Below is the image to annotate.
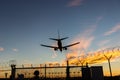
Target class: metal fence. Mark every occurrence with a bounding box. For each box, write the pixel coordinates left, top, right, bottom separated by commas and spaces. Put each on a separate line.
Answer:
15, 65, 82, 80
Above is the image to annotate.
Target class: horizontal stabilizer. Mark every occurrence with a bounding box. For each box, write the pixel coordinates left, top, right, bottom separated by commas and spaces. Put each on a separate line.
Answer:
60, 37, 69, 40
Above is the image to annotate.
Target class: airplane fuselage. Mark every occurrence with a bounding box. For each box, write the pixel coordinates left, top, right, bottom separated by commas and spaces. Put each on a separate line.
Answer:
58, 39, 62, 51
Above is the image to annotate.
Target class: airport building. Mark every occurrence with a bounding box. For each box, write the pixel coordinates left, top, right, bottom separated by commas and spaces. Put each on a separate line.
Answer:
91, 66, 104, 80
82, 67, 92, 80
82, 66, 104, 80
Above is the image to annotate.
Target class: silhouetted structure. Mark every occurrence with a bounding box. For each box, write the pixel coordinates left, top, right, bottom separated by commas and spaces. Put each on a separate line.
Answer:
91, 66, 104, 80
10, 65, 16, 80
5, 73, 8, 80
17, 74, 24, 80
82, 66, 104, 80
104, 54, 112, 79
82, 67, 91, 80
66, 60, 70, 80
9, 63, 108, 80
33, 70, 40, 80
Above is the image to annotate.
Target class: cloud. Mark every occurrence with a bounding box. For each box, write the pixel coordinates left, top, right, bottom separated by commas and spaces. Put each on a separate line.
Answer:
65, 27, 95, 60
96, 16, 103, 24
20, 60, 33, 67
98, 40, 110, 47
64, 17, 103, 64
66, 35, 94, 60
104, 24, 120, 36
45, 62, 60, 67
71, 27, 95, 51
0, 47, 4, 52
68, 47, 120, 66
66, 51, 78, 59
67, 0, 84, 7
12, 48, 18, 52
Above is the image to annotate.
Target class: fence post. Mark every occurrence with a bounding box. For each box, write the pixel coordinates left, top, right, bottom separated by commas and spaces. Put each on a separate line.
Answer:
66, 60, 70, 80
5, 73, 8, 80
45, 64, 46, 79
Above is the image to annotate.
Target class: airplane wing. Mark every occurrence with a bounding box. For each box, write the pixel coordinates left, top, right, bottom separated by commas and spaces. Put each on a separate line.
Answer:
49, 38, 58, 41
63, 42, 80, 48
41, 44, 58, 48
49, 37, 68, 41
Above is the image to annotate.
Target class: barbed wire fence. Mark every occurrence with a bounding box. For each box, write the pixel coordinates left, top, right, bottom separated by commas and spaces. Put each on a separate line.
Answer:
0, 46, 120, 79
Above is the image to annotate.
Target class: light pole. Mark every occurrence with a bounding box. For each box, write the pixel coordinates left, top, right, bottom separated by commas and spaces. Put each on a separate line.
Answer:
103, 49, 112, 78
9, 60, 16, 80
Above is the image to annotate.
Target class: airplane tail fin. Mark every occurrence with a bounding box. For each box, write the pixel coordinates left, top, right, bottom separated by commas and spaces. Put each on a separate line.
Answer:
49, 30, 60, 41
58, 30, 68, 40
58, 30, 60, 39
49, 30, 68, 41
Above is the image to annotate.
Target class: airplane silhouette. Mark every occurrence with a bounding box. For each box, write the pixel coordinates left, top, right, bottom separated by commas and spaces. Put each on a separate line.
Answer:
41, 32, 80, 52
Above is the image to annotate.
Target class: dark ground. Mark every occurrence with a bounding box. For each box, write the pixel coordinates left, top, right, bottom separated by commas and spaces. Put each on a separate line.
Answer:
0, 76, 120, 80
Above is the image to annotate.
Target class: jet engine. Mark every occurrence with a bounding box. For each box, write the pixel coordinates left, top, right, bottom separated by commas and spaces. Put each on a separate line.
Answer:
54, 48, 58, 51
63, 47, 67, 50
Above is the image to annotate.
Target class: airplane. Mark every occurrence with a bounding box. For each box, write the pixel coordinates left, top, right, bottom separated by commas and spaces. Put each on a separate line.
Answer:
40, 32, 80, 52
